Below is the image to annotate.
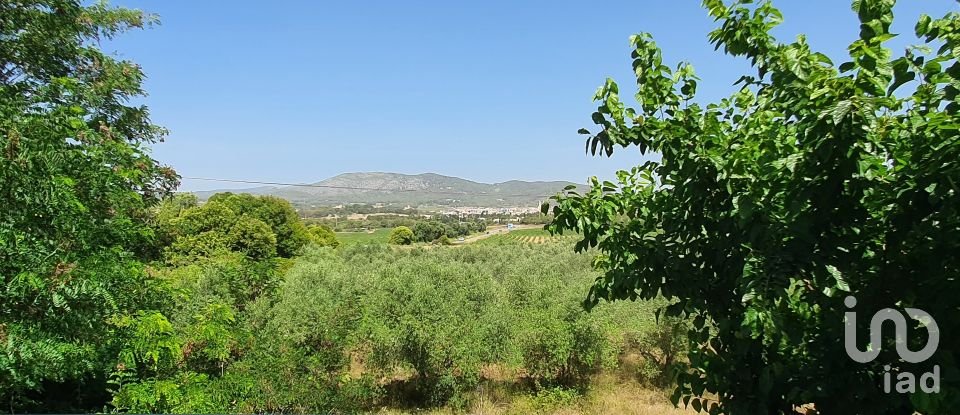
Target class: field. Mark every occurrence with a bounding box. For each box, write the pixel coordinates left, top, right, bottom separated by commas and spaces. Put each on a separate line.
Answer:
134, 228, 690, 413
475, 228, 579, 245
252, 235, 686, 414
336, 228, 393, 244
335, 225, 554, 246
377, 376, 693, 415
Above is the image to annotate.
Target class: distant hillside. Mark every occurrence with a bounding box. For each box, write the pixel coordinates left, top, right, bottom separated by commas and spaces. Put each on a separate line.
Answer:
192, 172, 584, 207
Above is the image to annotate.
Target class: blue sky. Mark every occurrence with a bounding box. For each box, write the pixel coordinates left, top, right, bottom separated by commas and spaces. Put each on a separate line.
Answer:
106, 1, 958, 191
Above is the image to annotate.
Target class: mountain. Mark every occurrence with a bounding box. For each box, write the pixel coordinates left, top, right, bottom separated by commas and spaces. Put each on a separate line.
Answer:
192, 172, 584, 207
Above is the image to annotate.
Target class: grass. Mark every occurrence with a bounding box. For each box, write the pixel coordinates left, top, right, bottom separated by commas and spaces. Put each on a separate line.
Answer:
336, 228, 393, 245
374, 375, 694, 415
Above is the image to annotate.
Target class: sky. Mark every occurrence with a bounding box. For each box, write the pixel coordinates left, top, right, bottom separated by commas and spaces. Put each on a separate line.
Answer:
105, 0, 958, 191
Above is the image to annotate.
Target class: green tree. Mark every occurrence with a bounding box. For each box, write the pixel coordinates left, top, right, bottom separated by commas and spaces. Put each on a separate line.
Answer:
162, 193, 315, 262
413, 221, 447, 243
307, 224, 341, 248
209, 193, 309, 257
228, 216, 278, 260
547, 1, 959, 413
0, 1, 177, 409
388, 226, 414, 245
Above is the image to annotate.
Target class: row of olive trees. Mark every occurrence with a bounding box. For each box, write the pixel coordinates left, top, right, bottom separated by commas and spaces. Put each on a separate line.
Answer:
109, 240, 679, 413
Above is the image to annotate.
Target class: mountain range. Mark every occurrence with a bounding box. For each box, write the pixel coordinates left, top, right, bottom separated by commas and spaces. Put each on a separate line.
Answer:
192, 172, 584, 207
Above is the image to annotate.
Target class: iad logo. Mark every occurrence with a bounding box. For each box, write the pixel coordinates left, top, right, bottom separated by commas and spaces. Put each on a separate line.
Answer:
844, 295, 940, 393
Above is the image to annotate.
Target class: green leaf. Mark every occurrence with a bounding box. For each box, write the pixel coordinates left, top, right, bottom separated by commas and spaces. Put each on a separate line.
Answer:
826, 265, 850, 292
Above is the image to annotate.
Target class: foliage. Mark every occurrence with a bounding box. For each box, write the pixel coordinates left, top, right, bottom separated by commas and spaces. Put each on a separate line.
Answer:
306, 223, 340, 248
160, 193, 312, 263
0, 0, 177, 409
547, 0, 960, 413
108, 309, 227, 414
228, 216, 277, 260
148, 240, 663, 412
629, 317, 689, 388
413, 221, 448, 243
207, 193, 309, 257
105, 192, 321, 413
336, 228, 394, 245
412, 219, 485, 243
388, 225, 415, 245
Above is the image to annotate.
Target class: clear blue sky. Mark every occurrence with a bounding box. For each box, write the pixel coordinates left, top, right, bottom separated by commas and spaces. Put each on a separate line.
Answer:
106, 0, 957, 191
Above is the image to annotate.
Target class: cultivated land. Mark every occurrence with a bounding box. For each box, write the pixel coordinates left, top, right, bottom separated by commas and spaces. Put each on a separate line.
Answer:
336, 227, 394, 245
280, 232, 688, 414
336, 224, 559, 247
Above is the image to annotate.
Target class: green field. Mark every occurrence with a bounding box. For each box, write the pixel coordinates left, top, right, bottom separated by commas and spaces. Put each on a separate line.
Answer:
477, 227, 579, 245
335, 228, 392, 244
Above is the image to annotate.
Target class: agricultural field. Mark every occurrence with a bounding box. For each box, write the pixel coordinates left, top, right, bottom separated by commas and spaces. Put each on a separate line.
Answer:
476, 228, 579, 245
336, 228, 394, 245
93, 194, 688, 414
217, 242, 686, 414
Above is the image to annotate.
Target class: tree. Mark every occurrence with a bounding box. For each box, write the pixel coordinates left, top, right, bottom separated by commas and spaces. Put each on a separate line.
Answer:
209, 193, 309, 257
162, 193, 315, 262
413, 221, 446, 243
228, 216, 278, 260
0, 1, 178, 409
307, 224, 341, 248
546, 1, 959, 413
388, 226, 414, 245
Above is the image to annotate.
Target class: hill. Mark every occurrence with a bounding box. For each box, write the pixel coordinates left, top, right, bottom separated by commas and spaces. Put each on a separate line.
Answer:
192, 172, 583, 207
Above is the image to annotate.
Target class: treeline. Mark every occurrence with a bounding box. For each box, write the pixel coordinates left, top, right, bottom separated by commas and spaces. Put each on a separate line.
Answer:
309, 211, 547, 233
298, 203, 418, 218
308, 214, 418, 232
410, 217, 486, 243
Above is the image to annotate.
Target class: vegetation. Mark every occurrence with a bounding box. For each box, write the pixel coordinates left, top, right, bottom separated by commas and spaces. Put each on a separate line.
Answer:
6, 0, 957, 414
388, 226, 415, 245
317, 212, 538, 233
477, 228, 579, 246
306, 224, 340, 248
548, 0, 960, 413
336, 228, 395, 245
112, 228, 677, 413
0, 1, 177, 410
412, 218, 486, 243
